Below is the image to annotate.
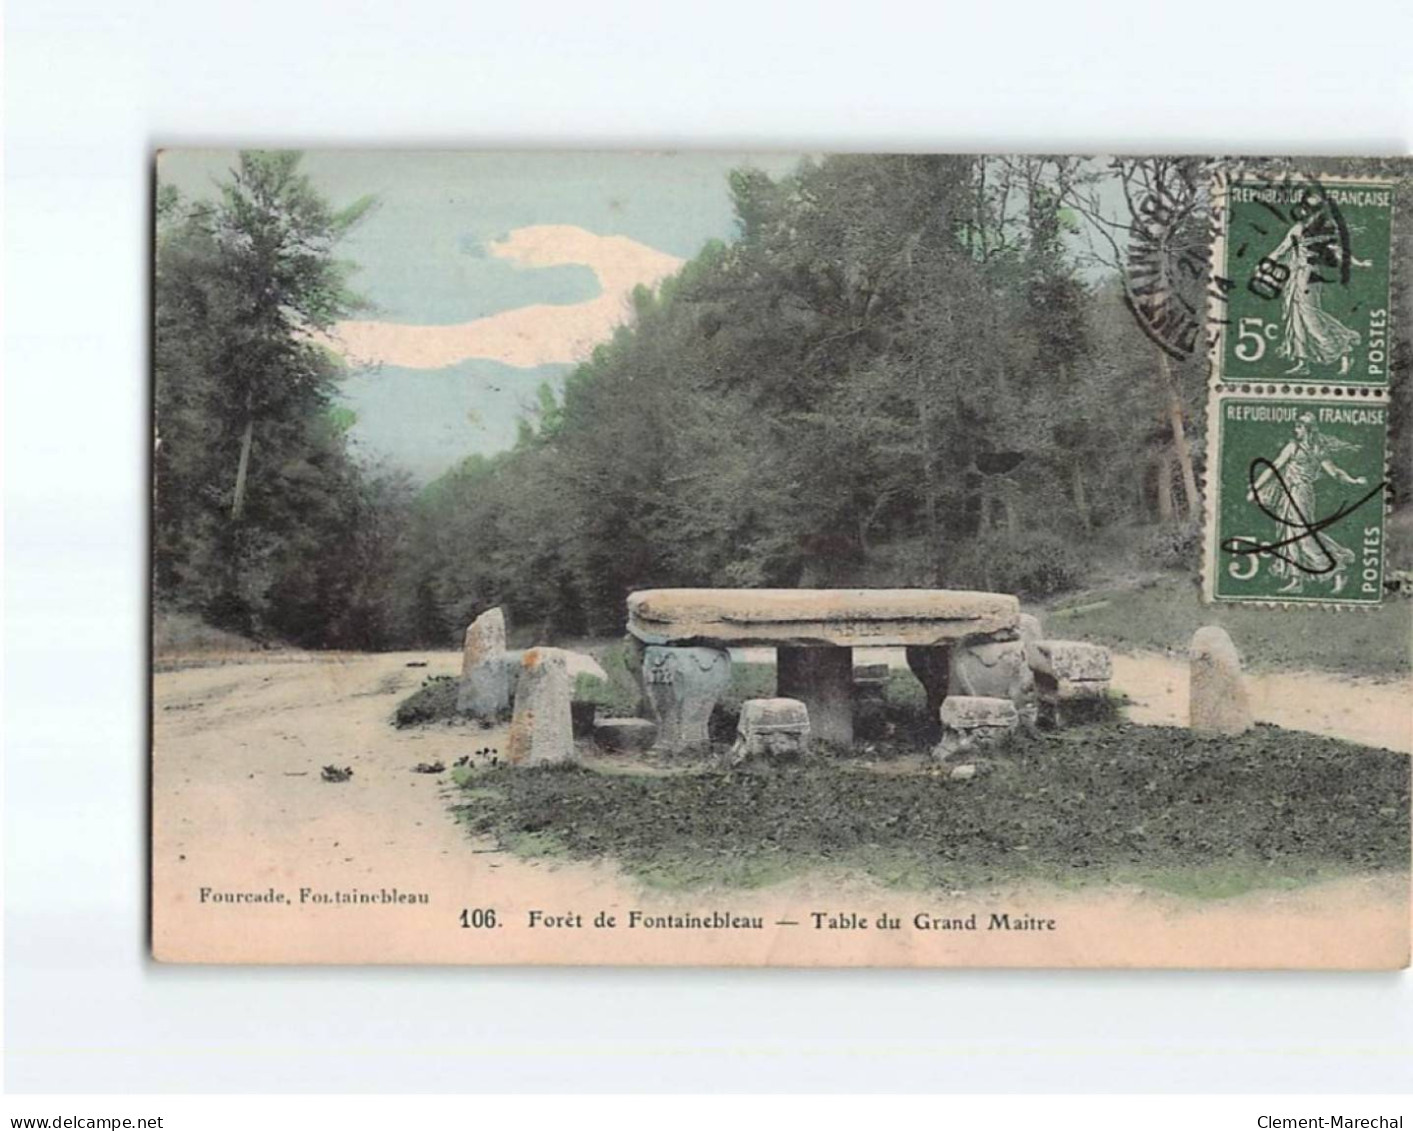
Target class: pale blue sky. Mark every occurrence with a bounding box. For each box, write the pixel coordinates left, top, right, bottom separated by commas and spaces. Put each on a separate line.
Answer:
159, 150, 802, 479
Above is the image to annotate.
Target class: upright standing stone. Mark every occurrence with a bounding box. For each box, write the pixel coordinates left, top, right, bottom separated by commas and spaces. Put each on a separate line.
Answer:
461, 606, 506, 671
457, 607, 514, 719
778, 646, 853, 748
642, 645, 733, 755
1189, 626, 1253, 736
506, 649, 574, 765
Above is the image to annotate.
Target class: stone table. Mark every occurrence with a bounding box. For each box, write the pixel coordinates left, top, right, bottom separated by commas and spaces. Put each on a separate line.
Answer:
626, 588, 1019, 751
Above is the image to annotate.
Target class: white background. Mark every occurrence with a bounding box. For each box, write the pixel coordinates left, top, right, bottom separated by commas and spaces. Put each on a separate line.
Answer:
5, 0, 1413, 1095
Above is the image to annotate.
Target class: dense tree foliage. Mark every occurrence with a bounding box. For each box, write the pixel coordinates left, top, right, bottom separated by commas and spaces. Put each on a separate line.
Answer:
154, 152, 413, 648
157, 153, 1410, 651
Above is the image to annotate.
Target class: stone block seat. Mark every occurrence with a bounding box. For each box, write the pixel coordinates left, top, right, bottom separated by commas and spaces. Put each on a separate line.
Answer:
1030, 639, 1113, 728
732, 697, 811, 764
626, 588, 1019, 752
936, 695, 1020, 760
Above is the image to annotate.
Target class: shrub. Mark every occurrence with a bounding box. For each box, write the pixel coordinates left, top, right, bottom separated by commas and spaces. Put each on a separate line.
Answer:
585, 642, 647, 718
1137, 520, 1203, 572
948, 531, 1084, 599
392, 675, 459, 728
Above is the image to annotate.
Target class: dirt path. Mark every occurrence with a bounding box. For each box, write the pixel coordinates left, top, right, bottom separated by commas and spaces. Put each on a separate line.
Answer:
152, 651, 1409, 967
153, 651, 638, 963
1112, 651, 1412, 754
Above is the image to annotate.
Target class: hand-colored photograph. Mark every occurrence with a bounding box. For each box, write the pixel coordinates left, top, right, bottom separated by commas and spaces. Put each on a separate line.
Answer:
151, 152, 1412, 967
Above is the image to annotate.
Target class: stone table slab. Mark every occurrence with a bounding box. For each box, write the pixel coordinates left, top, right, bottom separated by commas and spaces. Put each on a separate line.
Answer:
627, 588, 1019, 648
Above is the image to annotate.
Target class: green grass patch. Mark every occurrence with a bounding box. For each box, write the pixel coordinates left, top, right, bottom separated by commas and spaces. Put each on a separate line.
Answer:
451, 722, 1410, 896
451, 772, 506, 802
1048, 574, 1412, 676
620, 850, 801, 891
577, 643, 642, 717
502, 829, 572, 859
1105, 859, 1354, 900
392, 675, 460, 728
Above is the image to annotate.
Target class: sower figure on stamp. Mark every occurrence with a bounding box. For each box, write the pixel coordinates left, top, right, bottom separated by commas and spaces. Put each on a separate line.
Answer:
1265, 217, 1372, 377
1246, 412, 1367, 595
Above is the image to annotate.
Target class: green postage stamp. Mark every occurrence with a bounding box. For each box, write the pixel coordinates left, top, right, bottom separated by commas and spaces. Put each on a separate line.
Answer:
1206, 395, 1388, 604
1205, 172, 1395, 606
1214, 176, 1394, 386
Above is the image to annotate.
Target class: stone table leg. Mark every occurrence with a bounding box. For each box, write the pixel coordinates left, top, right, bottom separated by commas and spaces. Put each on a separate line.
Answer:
906, 645, 952, 739
777, 645, 853, 749
642, 645, 732, 755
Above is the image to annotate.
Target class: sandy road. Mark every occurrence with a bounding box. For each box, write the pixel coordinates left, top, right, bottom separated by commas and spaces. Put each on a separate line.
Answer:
151, 650, 1409, 967
1113, 652, 1412, 754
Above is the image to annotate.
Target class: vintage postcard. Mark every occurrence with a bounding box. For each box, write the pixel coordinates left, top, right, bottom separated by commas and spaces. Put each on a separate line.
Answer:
151, 152, 1411, 967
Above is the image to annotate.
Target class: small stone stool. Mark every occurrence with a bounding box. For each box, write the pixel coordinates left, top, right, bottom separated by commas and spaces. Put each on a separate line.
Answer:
935, 695, 1019, 761
593, 717, 658, 753
731, 698, 810, 764
1030, 640, 1112, 728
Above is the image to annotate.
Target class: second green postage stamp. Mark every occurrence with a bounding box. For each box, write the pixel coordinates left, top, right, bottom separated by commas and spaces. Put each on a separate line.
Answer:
1206, 395, 1388, 604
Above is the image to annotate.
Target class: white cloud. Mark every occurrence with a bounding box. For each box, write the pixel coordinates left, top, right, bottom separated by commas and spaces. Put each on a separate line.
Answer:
320, 224, 683, 370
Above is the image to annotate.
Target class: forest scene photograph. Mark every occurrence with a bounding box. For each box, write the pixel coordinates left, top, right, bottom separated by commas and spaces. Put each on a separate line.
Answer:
150, 150, 1412, 967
